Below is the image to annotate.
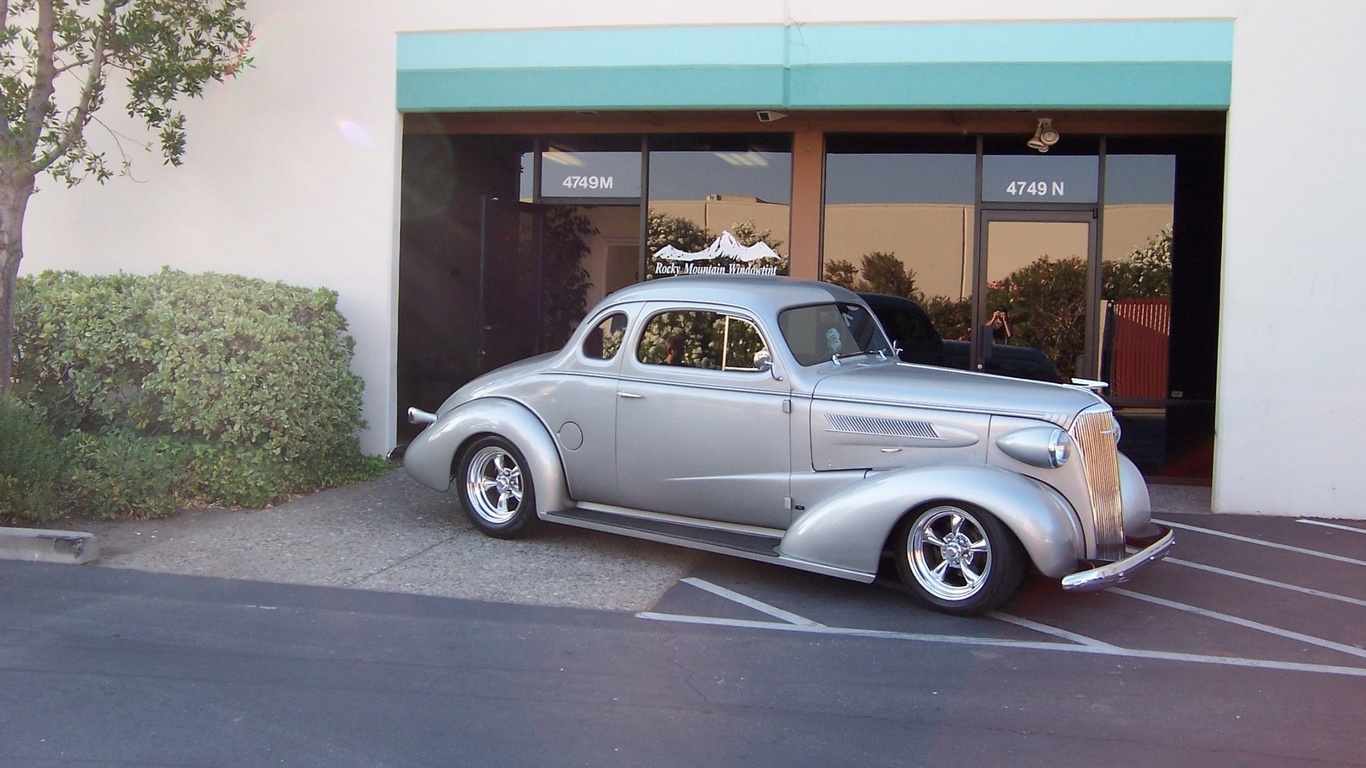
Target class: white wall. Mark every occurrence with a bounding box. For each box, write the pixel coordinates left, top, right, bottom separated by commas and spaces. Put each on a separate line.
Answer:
21, 1, 1366, 517
23, 2, 405, 455
1215, 4, 1366, 517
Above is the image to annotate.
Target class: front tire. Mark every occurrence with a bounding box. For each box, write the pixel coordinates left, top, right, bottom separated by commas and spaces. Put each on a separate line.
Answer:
893, 503, 1025, 615
456, 435, 538, 539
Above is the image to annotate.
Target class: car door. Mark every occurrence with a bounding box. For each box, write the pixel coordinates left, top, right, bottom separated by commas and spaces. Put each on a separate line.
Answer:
540, 309, 633, 505
614, 304, 793, 530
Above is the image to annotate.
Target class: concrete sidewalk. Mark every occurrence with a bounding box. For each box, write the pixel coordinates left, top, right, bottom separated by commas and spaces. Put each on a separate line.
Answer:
3, 469, 1213, 612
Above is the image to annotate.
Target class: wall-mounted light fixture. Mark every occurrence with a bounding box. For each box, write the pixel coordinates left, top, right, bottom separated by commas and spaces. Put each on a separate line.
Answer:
1027, 118, 1060, 153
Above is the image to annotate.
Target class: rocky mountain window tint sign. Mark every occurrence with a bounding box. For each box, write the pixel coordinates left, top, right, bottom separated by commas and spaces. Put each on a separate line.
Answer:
651, 232, 783, 277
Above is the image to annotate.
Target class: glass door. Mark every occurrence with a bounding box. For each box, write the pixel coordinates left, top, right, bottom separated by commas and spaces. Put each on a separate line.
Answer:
974, 211, 1098, 381
478, 197, 545, 373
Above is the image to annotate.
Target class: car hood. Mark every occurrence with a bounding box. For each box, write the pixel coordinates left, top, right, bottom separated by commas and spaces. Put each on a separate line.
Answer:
811, 361, 1101, 427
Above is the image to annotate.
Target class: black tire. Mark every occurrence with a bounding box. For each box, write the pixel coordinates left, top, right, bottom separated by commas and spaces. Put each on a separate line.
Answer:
455, 435, 538, 539
893, 503, 1026, 616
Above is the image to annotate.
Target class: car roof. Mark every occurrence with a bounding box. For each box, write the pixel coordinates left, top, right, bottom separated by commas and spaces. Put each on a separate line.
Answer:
602, 276, 861, 316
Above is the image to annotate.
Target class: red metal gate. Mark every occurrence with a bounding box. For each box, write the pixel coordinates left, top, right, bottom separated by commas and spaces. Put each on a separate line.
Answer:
1108, 298, 1170, 400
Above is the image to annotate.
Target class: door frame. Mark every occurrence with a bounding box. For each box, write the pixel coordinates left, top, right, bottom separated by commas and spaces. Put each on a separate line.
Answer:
972, 207, 1099, 377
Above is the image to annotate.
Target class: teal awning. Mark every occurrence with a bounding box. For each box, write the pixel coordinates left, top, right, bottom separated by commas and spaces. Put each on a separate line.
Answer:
397, 20, 1232, 112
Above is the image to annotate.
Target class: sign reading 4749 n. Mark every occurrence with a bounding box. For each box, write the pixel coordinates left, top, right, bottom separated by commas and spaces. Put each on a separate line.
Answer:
982, 155, 1099, 204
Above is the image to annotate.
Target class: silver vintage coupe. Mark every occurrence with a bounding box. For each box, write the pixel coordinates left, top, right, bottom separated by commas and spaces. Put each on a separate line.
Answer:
404, 276, 1173, 615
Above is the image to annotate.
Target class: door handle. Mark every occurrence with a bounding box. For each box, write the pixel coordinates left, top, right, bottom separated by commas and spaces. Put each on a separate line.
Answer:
618, 392, 643, 399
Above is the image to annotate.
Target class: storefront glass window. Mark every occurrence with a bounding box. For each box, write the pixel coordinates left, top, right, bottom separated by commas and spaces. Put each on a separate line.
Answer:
645, 134, 792, 279
1100, 153, 1177, 473
823, 135, 978, 343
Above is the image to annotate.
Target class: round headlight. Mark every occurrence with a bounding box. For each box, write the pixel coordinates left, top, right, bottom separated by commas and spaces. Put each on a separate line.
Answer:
1048, 429, 1073, 468
996, 426, 1073, 469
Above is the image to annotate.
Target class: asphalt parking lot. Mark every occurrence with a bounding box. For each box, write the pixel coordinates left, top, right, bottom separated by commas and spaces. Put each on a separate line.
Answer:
21, 469, 1366, 680
648, 513, 1366, 681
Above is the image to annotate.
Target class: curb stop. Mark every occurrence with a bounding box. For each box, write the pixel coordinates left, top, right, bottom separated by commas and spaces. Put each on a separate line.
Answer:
0, 529, 100, 565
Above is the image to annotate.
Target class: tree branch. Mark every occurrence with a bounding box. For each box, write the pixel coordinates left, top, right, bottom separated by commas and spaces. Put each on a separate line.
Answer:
33, 0, 117, 175
23, 0, 59, 159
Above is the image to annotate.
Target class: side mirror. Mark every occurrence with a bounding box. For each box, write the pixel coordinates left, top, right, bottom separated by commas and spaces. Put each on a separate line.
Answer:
754, 350, 783, 381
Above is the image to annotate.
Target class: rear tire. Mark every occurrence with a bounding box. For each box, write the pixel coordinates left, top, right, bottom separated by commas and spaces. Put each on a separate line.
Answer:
893, 503, 1025, 615
456, 435, 538, 539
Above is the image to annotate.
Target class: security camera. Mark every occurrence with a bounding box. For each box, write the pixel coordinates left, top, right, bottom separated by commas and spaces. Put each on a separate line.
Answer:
756, 110, 788, 123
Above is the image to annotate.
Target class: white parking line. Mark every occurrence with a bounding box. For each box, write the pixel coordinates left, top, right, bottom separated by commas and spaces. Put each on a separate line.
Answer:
681, 577, 826, 628
987, 611, 1117, 649
1112, 588, 1366, 660
635, 610, 1366, 679
1157, 519, 1366, 567
1165, 556, 1366, 608
1298, 519, 1366, 535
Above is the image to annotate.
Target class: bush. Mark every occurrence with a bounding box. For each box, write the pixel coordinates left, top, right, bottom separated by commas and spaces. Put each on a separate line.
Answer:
61, 430, 189, 519
0, 397, 66, 522
13, 268, 386, 517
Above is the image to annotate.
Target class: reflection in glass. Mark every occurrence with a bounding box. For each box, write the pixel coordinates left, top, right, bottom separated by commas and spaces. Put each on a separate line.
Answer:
823, 139, 977, 349
1100, 154, 1176, 474
582, 313, 627, 361
778, 303, 891, 367
646, 135, 792, 279
1101, 155, 1175, 398
638, 311, 768, 372
981, 220, 1091, 381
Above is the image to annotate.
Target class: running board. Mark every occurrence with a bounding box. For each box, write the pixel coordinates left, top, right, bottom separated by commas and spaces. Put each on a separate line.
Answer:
545, 507, 782, 558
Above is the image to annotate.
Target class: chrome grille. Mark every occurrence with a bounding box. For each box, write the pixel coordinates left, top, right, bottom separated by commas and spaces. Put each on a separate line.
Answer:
1070, 407, 1126, 561
826, 414, 939, 439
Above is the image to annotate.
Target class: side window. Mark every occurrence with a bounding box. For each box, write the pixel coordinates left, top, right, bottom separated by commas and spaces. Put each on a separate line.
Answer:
581, 312, 627, 360
637, 310, 768, 371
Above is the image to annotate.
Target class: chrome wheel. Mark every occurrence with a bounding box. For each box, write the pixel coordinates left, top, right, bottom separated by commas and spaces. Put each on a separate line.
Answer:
465, 445, 524, 524
908, 505, 992, 601
895, 503, 1025, 615
456, 436, 538, 538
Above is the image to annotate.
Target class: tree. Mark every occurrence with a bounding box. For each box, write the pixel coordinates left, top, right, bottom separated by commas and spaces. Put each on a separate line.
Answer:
539, 206, 595, 350
0, 0, 254, 393
646, 209, 710, 255
858, 251, 919, 299
1104, 225, 1172, 300
823, 258, 858, 289
821, 251, 920, 299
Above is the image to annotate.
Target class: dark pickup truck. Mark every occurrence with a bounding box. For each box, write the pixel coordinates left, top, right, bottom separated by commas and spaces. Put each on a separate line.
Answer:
860, 293, 1062, 383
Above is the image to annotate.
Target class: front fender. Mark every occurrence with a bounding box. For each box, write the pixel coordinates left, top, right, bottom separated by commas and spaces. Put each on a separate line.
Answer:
1119, 451, 1153, 536
402, 398, 572, 514
780, 465, 1084, 580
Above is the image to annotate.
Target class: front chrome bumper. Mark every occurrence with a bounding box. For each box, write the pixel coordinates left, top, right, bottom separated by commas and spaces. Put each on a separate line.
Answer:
1060, 525, 1175, 592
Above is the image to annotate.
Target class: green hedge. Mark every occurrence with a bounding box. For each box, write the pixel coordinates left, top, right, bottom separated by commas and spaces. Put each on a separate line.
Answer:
0, 396, 65, 521
8, 269, 387, 518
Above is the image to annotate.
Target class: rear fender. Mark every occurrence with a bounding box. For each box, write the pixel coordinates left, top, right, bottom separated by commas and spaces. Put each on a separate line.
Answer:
781, 465, 1084, 580
402, 398, 572, 514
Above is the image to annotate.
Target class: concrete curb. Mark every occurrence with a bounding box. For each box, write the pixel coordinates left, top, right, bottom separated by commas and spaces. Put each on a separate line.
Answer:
0, 528, 100, 565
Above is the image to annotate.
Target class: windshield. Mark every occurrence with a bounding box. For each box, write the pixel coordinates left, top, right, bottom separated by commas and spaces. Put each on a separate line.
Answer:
778, 302, 893, 366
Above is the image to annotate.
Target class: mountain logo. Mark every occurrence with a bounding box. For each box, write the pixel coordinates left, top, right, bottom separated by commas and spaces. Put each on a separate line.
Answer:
651, 231, 781, 276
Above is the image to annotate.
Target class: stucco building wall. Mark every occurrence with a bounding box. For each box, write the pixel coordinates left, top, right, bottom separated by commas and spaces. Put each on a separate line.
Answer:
18, 0, 1366, 517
